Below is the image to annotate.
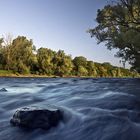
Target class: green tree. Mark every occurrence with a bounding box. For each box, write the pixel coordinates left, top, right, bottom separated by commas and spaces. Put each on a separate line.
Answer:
78, 66, 88, 76
37, 48, 55, 75
0, 34, 13, 70
53, 50, 73, 76
0, 38, 4, 69
88, 0, 140, 72
102, 62, 114, 77
87, 61, 96, 76
9, 36, 36, 74
73, 56, 88, 76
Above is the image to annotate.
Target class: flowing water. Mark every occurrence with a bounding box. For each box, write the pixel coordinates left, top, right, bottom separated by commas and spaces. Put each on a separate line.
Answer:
0, 78, 140, 140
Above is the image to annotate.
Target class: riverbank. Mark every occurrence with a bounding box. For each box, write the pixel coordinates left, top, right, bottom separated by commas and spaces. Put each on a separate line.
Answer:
0, 74, 139, 78
0, 73, 58, 78
0, 70, 139, 78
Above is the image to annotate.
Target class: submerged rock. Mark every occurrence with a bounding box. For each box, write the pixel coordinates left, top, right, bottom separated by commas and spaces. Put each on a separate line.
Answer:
10, 106, 63, 130
0, 88, 7, 92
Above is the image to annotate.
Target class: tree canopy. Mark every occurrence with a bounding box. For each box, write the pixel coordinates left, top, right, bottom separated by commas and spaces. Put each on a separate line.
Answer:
88, 0, 140, 72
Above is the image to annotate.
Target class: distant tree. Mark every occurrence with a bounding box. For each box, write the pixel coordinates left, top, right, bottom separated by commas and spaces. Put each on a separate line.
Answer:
78, 66, 88, 76
116, 68, 122, 77
111, 69, 117, 77
9, 36, 36, 74
94, 62, 101, 76
73, 56, 87, 68
73, 56, 88, 76
0, 38, 4, 69
53, 50, 73, 76
37, 48, 55, 75
102, 62, 114, 76
0, 34, 13, 70
86, 61, 96, 76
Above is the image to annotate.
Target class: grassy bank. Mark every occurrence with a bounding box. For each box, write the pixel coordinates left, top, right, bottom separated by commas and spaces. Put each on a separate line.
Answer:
0, 70, 139, 78
0, 70, 53, 78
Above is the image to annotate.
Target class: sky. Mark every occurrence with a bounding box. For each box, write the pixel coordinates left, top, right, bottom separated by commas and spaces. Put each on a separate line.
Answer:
0, 0, 127, 67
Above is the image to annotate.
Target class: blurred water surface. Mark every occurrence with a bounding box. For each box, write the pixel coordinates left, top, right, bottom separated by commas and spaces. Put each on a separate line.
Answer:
0, 78, 140, 140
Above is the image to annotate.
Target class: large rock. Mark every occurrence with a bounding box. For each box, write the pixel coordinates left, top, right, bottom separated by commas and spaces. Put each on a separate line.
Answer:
10, 106, 63, 130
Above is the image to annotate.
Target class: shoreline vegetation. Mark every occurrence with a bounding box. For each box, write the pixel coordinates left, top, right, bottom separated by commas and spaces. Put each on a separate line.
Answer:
0, 70, 139, 78
0, 35, 139, 78
0, 66, 139, 78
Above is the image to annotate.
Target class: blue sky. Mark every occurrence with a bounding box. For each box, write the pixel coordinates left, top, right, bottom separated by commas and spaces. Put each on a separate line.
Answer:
0, 0, 126, 67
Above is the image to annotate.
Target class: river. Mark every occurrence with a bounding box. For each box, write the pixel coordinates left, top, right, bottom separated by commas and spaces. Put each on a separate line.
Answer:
0, 78, 140, 140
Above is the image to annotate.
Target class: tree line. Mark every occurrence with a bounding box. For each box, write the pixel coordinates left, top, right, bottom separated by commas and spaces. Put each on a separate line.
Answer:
0, 35, 139, 77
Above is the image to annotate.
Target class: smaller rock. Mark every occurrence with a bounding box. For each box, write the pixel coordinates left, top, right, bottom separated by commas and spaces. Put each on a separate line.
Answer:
0, 88, 7, 92
10, 106, 63, 130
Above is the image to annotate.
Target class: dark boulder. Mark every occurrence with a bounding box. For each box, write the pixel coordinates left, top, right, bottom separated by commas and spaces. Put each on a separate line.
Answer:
0, 88, 7, 92
10, 106, 63, 130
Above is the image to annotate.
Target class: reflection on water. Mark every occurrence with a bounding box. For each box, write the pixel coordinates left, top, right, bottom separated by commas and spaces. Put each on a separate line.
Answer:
0, 78, 140, 140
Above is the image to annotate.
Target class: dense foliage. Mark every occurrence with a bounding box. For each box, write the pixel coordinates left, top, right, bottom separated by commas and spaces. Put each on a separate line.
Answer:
0, 35, 139, 77
88, 0, 140, 72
